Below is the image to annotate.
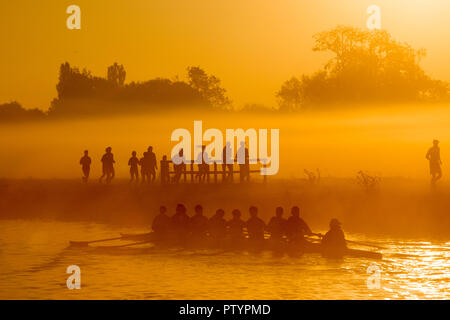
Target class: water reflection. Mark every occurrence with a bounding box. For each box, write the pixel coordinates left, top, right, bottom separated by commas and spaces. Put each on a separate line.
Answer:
0, 219, 448, 299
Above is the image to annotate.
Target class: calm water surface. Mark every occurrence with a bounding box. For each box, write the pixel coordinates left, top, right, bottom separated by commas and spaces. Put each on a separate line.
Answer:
0, 219, 448, 299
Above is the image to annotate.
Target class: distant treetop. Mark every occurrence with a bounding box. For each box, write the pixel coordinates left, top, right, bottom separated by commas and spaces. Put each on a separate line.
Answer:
277, 25, 449, 111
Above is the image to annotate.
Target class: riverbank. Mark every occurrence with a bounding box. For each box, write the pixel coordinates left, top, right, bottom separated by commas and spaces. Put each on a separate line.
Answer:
0, 178, 448, 239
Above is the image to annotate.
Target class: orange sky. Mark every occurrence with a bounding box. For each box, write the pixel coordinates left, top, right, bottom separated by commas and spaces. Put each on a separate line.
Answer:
1, 0, 450, 109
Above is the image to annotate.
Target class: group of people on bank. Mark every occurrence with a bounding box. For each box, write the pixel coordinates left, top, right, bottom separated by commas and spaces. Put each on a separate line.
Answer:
79, 142, 253, 184
149, 204, 347, 255
79, 147, 158, 184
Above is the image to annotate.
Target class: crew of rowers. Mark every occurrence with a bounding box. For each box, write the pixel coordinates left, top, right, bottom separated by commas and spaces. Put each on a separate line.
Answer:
151, 204, 347, 254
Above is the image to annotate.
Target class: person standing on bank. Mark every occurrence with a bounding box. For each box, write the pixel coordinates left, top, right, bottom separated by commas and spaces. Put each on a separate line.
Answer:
147, 146, 158, 183
128, 151, 140, 183
426, 139, 442, 186
99, 147, 115, 184
79, 150, 91, 183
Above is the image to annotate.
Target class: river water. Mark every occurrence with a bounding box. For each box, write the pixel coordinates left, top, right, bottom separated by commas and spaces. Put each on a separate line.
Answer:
0, 219, 448, 300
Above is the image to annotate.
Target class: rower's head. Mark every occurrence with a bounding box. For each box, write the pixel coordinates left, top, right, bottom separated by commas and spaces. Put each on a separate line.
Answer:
249, 206, 258, 217
176, 203, 186, 215
84, 150, 88, 156
232, 209, 241, 219
291, 206, 300, 217
132, 151, 137, 157
106, 146, 112, 153
216, 209, 225, 218
275, 207, 283, 218
194, 204, 203, 215
433, 139, 439, 146
159, 206, 167, 214
148, 146, 153, 152
330, 218, 341, 229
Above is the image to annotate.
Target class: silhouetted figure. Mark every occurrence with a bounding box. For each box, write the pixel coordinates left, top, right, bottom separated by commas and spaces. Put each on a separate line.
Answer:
161, 155, 170, 185
227, 209, 246, 248
128, 151, 140, 183
170, 204, 190, 244
140, 152, 149, 183
426, 140, 442, 186
222, 142, 233, 182
321, 219, 347, 259
236, 142, 250, 183
79, 150, 91, 183
286, 206, 313, 244
172, 149, 185, 183
99, 147, 115, 184
209, 209, 227, 246
152, 206, 172, 241
147, 146, 158, 183
245, 206, 266, 247
196, 145, 210, 183
189, 205, 209, 246
267, 207, 287, 241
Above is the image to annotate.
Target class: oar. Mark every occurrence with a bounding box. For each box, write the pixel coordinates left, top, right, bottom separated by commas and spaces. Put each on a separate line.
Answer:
346, 240, 387, 250
97, 240, 154, 249
308, 234, 387, 249
69, 236, 124, 247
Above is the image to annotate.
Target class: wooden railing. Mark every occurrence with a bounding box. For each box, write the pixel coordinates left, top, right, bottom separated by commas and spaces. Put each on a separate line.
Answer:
160, 157, 268, 184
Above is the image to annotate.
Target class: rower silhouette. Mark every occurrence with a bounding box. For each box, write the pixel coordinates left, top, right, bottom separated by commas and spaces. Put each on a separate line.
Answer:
99, 147, 115, 184
227, 209, 246, 249
267, 207, 287, 241
171, 204, 190, 244
426, 139, 442, 186
79, 150, 91, 183
286, 206, 313, 245
321, 219, 347, 259
152, 206, 171, 242
209, 209, 227, 246
128, 151, 140, 183
190, 205, 209, 246
245, 206, 266, 249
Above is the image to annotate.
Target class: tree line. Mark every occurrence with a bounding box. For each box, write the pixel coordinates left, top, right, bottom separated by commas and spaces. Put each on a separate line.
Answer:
1, 26, 449, 122
0, 64, 231, 122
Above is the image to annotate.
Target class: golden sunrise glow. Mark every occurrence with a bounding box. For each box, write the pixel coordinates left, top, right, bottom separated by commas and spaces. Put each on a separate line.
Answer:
1, 0, 450, 109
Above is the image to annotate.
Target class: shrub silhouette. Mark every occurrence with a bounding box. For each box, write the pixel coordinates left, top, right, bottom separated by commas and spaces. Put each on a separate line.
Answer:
0, 102, 45, 123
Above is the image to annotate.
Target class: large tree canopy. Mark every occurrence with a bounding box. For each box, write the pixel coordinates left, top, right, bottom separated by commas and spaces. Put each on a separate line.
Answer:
277, 26, 449, 111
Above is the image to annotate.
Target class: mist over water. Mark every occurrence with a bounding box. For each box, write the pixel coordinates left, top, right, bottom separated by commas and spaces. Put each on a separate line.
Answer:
1, 105, 450, 300
1, 103, 450, 180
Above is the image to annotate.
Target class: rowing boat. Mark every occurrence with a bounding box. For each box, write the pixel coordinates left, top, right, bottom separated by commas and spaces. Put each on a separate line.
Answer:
73, 232, 383, 260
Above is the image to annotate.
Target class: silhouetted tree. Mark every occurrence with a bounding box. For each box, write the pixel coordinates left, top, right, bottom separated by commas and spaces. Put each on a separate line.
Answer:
46, 62, 212, 117
107, 63, 126, 87
276, 77, 303, 112
278, 26, 449, 110
187, 66, 231, 109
